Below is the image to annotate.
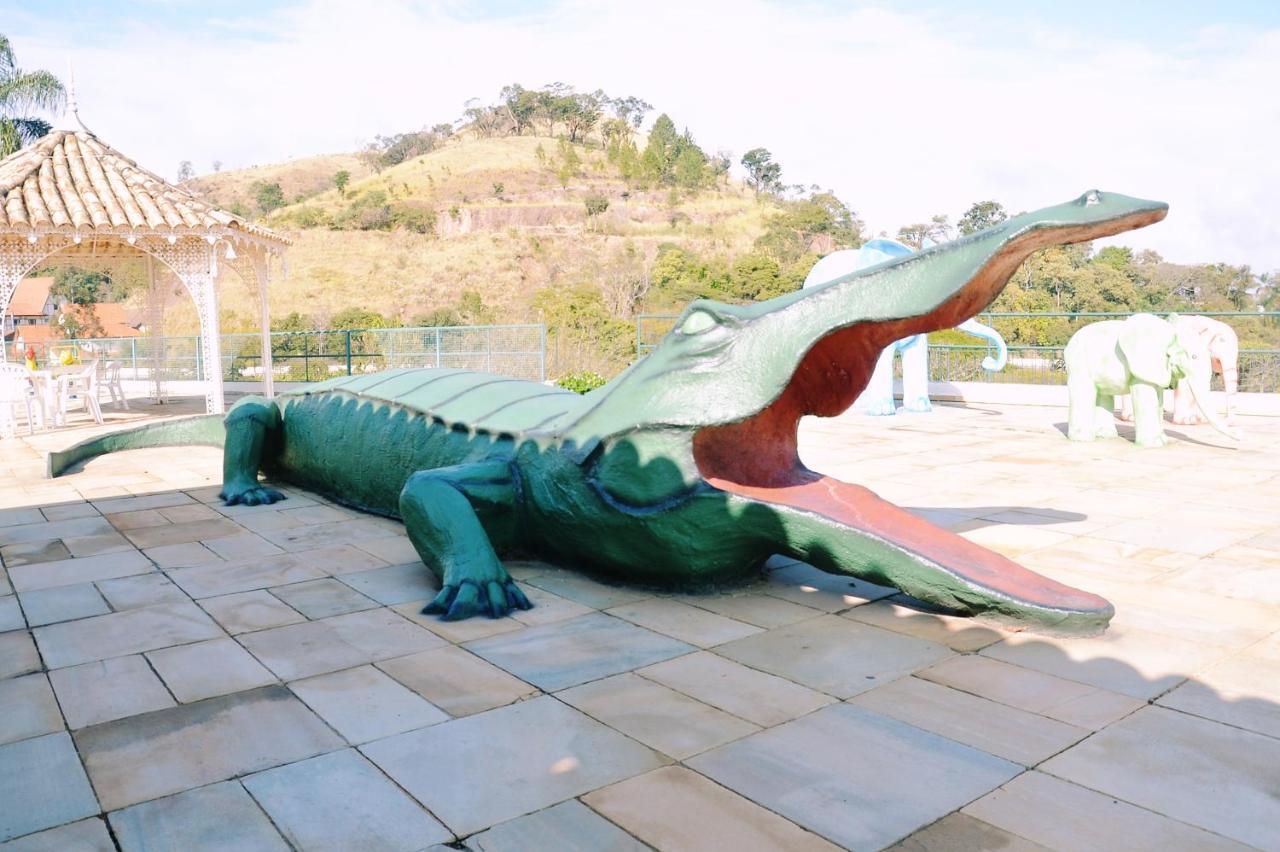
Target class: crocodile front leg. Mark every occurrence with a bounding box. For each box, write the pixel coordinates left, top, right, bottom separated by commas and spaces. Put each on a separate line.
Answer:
220, 396, 285, 506
399, 459, 532, 621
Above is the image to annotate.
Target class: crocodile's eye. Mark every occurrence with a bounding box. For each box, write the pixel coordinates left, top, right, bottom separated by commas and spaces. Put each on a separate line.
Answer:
680, 310, 717, 335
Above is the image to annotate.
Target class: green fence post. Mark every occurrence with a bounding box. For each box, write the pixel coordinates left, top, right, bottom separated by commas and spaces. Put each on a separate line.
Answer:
130, 338, 137, 379
346, 330, 353, 376
434, 328, 441, 368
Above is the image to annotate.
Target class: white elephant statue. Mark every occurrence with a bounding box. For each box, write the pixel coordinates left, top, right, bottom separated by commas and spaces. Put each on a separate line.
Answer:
803, 239, 1008, 415
1065, 313, 1238, 448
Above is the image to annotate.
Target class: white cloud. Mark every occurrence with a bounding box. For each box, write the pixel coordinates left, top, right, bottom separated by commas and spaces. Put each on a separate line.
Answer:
12, 0, 1279, 269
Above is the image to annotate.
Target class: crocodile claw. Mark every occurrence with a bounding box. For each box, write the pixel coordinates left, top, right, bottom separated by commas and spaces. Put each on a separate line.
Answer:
424, 579, 532, 620
220, 484, 286, 506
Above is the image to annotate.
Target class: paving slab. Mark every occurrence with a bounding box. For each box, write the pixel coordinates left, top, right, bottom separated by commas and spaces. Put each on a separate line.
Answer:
48, 655, 177, 729
0, 516, 114, 547
0, 732, 99, 842
390, 600, 523, 643
289, 665, 448, 743
62, 532, 132, 558
584, 766, 842, 852
322, 607, 445, 659
0, 596, 22, 632
888, 812, 1050, 852
237, 620, 373, 680
18, 583, 109, 627
605, 598, 762, 647
122, 518, 244, 549
762, 561, 896, 611
166, 550, 329, 598
0, 818, 114, 851
361, 695, 667, 836
91, 492, 195, 515
470, 800, 647, 852
338, 561, 438, 605
157, 503, 222, 524
258, 519, 399, 552
981, 626, 1231, 700
75, 684, 343, 811
917, 654, 1144, 730
689, 703, 1020, 850
0, 539, 71, 567
351, 534, 421, 565
147, 638, 276, 703
963, 770, 1243, 852
0, 674, 63, 746
508, 585, 594, 626
464, 612, 694, 691
142, 542, 220, 569
844, 598, 1007, 652
34, 601, 224, 669
197, 590, 304, 634
1041, 705, 1280, 849
95, 573, 188, 610
559, 673, 760, 759
0, 632, 40, 679
638, 650, 835, 727
201, 532, 284, 561
1157, 653, 1280, 739
270, 578, 378, 618
673, 589, 826, 629
109, 781, 288, 852
244, 749, 451, 851
376, 645, 538, 717
715, 614, 953, 698
849, 676, 1089, 766
524, 571, 652, 609
7, 550, 152, 592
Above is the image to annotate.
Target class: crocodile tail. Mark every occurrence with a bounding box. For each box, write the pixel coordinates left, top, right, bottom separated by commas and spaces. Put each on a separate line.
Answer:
47, 415, 226, 479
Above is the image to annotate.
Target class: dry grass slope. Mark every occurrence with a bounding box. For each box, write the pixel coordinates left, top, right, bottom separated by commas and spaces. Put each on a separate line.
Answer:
187, 136, 778, 334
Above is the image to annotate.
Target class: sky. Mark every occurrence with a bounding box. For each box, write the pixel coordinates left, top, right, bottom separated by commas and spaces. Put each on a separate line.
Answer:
5, 0, 1279, 270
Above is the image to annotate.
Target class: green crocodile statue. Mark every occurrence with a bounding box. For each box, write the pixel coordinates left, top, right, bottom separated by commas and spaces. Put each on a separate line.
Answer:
51, 190, 1167, 632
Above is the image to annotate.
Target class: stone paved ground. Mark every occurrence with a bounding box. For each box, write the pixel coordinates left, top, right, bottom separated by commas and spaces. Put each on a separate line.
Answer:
1, 397, 1278, 851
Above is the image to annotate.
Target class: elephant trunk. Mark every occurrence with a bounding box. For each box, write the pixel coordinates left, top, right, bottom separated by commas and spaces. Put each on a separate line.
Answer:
1185, 375, 1240, 441
956, 318, 1008, 371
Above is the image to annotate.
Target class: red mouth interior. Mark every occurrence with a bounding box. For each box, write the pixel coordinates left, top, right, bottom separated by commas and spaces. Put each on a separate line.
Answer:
690, 223, 1144, 616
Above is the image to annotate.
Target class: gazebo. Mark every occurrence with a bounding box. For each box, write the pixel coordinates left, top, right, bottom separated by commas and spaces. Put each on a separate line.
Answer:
0, 120, 288, 414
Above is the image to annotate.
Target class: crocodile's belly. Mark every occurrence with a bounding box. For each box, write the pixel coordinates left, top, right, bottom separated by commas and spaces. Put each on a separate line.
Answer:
271, 389, 517, 516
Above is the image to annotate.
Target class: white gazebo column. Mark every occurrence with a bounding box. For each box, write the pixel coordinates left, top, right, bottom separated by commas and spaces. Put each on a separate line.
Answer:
147, 237, 225, 414
253, 248, 275, 398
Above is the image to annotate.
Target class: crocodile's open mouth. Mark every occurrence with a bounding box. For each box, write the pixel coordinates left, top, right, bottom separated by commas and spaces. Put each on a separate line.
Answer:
690, 214, 1164, 621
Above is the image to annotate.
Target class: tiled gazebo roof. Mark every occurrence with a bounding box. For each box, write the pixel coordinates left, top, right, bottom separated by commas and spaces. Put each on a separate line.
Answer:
0, 129, 286, 244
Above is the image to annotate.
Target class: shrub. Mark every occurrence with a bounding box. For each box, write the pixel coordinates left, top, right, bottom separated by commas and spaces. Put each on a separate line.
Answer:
584, 194, 609, 217
556, 371, 607, 394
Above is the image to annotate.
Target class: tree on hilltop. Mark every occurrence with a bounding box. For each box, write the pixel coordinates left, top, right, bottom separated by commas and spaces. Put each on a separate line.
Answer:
741, 148, 782, 196
957, 200, 1007, 235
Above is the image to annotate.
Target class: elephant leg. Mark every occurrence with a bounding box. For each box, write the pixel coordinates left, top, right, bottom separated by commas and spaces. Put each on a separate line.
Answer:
1093, 393, 1117, 438
1117, 394, 1134, 422
1066, 371, 1097, 441
1130, 383, 1167, 448
900, 335, 932, 413
1221, 362, 1238, 425
858, 346, 898, 415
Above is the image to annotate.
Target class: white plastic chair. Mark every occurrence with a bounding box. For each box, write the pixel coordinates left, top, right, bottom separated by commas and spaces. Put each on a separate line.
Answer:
56, 359, 103, 426
0, 363, 43, 437
100, 361, 129, 411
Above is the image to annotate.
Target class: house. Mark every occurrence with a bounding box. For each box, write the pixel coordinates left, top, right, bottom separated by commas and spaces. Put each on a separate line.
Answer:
2, 276, 55, 339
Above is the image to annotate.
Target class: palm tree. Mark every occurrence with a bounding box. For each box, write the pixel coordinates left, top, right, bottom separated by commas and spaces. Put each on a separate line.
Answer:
0, 34, 65, 157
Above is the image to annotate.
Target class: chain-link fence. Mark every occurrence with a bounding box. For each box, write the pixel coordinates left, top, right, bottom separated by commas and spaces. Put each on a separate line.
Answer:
635, 311, 1280, 393
20, 324, 547, 384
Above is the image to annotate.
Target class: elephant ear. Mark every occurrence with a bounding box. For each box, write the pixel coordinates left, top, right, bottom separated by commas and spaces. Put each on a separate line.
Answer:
1118, 314, 1174, 386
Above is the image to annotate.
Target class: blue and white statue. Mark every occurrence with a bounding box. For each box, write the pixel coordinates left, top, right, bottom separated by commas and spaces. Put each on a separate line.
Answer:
803, 238, 1008, 414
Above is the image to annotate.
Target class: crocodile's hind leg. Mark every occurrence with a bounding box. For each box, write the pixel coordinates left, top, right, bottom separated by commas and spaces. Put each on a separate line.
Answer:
399, 460, 533, 621
220, 396, 285, 506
